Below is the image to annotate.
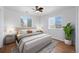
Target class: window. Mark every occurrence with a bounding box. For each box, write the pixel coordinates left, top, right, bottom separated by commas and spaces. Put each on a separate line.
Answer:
21, 16, 32, 27
48, 16, 63, 29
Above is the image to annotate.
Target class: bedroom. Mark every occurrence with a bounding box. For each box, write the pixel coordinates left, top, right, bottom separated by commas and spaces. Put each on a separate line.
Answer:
0, 6, 77, 53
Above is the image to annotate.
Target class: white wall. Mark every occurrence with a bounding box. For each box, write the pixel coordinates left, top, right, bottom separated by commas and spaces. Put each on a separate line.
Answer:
40, 7, 76, 41
32, 16, 40, 28
4, 8, 21, 28
0, 7, 4, 48
4, 7, 38, 29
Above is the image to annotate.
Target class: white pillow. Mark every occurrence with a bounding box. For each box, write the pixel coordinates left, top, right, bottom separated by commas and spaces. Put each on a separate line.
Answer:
18, 29, 27, 34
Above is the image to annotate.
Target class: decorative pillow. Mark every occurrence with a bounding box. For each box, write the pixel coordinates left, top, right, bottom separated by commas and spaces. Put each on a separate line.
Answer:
18, 29, 27, 34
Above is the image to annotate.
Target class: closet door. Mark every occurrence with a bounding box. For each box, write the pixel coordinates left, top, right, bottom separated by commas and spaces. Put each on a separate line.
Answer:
0, 7, 4, 48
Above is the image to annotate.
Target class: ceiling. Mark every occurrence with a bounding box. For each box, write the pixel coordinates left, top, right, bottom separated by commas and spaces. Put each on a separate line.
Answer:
5, 6, 70, 16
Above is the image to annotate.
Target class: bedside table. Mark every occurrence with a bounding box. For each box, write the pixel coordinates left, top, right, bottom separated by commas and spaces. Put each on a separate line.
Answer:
4, 34, 16, 45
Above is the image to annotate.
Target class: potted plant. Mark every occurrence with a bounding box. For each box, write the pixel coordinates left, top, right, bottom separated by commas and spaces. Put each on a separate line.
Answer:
63, 23, 73, 45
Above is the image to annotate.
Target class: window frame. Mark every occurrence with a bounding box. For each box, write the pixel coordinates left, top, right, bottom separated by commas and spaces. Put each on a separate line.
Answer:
48, 16, 63, 29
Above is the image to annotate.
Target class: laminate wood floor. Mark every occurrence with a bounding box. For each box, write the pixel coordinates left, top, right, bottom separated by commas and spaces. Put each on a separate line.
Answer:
0, 40, 75, 53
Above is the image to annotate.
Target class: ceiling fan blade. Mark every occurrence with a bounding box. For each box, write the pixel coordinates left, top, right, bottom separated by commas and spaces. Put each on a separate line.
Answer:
39, 7, 43, 12
32, 6, 38, 11
36, 6, 38, 9
32, 6, 44, 13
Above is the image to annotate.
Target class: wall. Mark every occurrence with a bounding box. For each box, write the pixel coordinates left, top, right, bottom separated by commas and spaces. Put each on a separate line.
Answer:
4, 8, 21, 28
4, 7, 38, 30
0, 7, 4, 48
32, 16, 40, 28
40, 7, 76, 41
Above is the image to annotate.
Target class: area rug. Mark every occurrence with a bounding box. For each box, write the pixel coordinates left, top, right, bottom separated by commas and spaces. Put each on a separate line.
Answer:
11, 39, 59, 53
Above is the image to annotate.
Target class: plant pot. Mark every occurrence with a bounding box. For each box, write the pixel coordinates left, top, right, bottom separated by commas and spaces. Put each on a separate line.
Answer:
64, 40, 72, 45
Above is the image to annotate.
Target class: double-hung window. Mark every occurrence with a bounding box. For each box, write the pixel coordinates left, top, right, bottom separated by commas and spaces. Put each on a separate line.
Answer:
21, 16, 32, 27
48, 16, 63, 29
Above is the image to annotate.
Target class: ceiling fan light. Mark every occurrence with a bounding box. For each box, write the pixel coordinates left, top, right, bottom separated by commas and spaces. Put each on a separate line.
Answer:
35, 11, 40, 13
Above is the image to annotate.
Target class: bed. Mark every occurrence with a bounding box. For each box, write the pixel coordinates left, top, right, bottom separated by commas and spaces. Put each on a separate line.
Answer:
16, 32, 52, 53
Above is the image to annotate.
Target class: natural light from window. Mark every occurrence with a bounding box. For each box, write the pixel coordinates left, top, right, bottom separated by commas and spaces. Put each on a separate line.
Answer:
48, 16, 63, 29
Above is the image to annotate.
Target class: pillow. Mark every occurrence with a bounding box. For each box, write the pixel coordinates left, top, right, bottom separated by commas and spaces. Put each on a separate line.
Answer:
18, 29, 27, 34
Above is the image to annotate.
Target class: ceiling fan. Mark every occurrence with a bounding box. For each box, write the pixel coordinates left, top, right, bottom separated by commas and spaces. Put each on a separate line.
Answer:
32, 6, 44, 12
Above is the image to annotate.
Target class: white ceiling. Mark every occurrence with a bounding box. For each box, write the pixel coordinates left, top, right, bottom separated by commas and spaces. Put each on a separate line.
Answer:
5, 6, 69, 16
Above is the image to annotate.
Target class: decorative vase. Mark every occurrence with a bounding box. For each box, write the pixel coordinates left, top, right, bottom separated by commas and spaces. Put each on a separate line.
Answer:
64, 40, 72, 45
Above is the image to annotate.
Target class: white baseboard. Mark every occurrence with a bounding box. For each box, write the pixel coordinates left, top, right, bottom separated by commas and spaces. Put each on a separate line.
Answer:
51, 37, 64, 42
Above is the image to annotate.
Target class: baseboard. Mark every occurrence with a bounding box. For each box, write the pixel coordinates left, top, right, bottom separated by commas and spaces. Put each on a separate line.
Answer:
51, 37, 64, 42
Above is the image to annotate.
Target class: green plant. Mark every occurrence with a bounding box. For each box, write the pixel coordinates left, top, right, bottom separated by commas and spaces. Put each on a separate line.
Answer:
63, 23, 73, 40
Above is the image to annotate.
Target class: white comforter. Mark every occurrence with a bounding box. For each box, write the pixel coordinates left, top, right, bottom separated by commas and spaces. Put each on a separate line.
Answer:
18, 33, 52, 53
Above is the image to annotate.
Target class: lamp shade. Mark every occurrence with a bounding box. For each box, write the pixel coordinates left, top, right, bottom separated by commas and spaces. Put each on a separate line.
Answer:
6, 26, 16, 34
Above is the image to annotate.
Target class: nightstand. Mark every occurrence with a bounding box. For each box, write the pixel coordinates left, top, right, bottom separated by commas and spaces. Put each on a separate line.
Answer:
4, 34, 16, 45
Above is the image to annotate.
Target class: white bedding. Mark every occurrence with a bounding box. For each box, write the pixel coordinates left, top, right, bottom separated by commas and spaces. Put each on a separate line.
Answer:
17, 33, 52, 53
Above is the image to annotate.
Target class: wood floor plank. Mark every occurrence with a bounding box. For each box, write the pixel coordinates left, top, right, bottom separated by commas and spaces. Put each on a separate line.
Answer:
0, 40, 75, 53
